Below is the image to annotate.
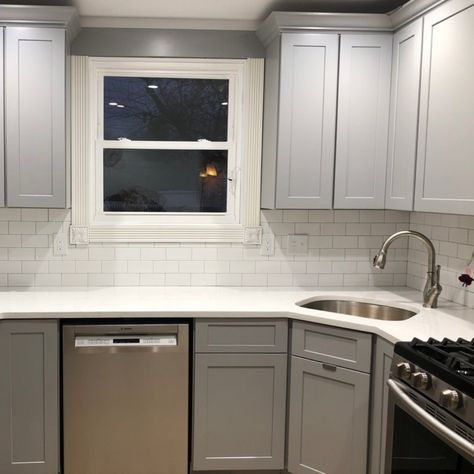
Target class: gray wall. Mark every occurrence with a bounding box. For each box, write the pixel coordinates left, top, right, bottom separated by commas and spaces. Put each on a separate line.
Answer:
71, 28, 265, 58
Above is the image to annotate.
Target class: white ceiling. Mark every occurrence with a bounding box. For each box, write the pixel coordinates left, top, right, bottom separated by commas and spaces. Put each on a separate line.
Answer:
9, 0, 411, 21
76, 0, 409, 20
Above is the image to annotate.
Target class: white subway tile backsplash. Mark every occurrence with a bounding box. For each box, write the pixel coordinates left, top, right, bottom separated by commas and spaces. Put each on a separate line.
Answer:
21, 209, 48, 221
407, 211, 474, 309
76, 261, 102, 273
128, 260, 153, 273
0, 208, 415, 292
35, 273, 61, 286
0, 209, 21, 221
62, 273, 88, 286
88, 274, 114, 287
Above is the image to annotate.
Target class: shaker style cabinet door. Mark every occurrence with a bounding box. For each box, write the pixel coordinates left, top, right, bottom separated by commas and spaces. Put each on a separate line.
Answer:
287, 356, 370, 474
0, 320, 59, 474
334, 34, 392, 209
193, 353, 287, 471
275, 33, 338, 209
5, 27, 66, 208
385, 19, 423, 211
368, 338, 394, 474
414, 0, 474, 214
261, 33, 338, 209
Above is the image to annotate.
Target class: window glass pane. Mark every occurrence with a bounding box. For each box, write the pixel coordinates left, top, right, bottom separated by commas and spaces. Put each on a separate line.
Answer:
103, 149, 228, 213
104, 77, 229, 141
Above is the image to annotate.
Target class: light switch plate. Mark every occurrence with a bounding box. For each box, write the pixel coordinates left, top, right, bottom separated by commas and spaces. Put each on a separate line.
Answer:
287, 234, 308, 255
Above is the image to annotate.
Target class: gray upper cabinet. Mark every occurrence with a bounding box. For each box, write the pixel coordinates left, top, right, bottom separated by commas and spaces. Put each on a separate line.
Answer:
369, 338, 394, 474
414, 0, 474, 214
0, 320, 59, 474
385, 19, 423, 211
5, 27, 66, 208
261, 33, 339, 209
287, 355, 370, 474
334, 34, 392, 209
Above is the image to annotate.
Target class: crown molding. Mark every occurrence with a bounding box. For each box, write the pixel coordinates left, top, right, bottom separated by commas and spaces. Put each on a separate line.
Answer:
389, 0, 447, 29
0, 5, 80, 39
257, 11, 393, 46
79, 15, 260, 31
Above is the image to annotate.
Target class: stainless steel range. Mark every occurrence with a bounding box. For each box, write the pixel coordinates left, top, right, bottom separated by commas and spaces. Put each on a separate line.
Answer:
386, 338, 474, 473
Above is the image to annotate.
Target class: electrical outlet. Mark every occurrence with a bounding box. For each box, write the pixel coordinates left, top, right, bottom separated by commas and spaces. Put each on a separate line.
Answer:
287, 234, 308, 255
260, 234, 275, 256
53, 232, 68, 256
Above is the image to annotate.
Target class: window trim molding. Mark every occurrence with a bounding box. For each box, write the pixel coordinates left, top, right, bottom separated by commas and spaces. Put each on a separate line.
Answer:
70, 56, 264, 244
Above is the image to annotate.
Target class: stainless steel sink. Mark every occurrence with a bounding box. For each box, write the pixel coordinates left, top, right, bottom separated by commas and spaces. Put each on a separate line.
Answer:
298, 299, 417, 321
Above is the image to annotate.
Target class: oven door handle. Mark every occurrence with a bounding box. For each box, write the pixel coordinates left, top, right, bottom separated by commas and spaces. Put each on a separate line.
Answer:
388, 378, 474, 463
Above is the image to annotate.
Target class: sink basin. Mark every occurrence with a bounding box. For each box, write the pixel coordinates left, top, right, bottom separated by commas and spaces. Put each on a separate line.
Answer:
298, 299, 417, 321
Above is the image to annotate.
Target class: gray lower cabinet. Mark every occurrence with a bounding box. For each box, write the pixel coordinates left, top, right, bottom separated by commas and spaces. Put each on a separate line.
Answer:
0, 320, 59, 474
287, 356, 370, 474
368, 338, 394, 474
193, 353, 287, 471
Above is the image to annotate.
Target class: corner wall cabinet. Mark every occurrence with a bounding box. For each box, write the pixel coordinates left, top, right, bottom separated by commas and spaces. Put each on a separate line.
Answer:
287, 322, 372, 474
192, 319, 288, 471
0, 320, 59, 474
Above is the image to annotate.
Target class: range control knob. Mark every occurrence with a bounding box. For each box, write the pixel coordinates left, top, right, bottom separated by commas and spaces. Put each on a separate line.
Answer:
411, 372, 431, 390
396, 362, 412, 380
439, 389, 462, 410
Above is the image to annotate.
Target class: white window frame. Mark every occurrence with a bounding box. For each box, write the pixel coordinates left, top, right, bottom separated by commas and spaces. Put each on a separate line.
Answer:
70, 56, 264, 244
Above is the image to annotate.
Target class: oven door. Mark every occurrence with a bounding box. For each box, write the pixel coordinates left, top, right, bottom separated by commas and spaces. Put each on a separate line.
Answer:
385, 378, 474, 473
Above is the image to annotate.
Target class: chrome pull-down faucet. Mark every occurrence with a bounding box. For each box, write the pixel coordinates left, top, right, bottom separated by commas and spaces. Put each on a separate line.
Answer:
373, 230, 442, 308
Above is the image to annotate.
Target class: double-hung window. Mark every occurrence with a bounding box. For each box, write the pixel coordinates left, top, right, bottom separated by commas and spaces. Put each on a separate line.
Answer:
70, 57, 263, 244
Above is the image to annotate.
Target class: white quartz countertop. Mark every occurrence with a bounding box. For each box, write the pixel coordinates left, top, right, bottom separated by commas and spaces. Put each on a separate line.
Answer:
0, 286, 473, 344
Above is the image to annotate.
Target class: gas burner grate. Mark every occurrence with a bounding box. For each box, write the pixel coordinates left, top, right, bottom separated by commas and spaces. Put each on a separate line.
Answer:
395, 337, 474, 397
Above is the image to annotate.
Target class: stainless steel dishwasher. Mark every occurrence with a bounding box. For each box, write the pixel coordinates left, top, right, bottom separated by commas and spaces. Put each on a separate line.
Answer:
63, 323, 189, 474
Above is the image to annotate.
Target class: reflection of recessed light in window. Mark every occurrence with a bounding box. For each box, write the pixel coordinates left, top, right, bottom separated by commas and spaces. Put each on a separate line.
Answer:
148, 85, 159, 89
116, 104, 125, 108
221, 102, 228, 106
108, 102, 118, 106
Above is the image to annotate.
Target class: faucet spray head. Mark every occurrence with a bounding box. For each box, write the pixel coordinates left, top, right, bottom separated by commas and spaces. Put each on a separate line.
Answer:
373, 250, 387, 269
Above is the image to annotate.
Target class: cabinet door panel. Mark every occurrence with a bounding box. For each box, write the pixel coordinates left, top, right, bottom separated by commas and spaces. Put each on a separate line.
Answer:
5, 27, 66, 208
334, 34, 392, 209
414, 0, 474, 214
0, 320, 59, 474
276, 33, 338, 209
385, 19, 422, 211
369, 338, 393, 474
287, 356, 370, 474
193, 353, 286, 471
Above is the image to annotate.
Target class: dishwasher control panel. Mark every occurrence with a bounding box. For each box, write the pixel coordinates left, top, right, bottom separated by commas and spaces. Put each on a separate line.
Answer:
75, 334, 177, 347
